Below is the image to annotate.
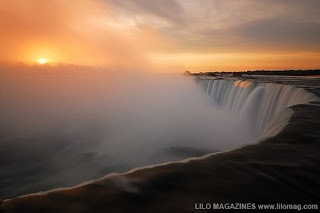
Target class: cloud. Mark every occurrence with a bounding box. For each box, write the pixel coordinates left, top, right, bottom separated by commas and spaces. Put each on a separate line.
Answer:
1, 0, 319, 71
103, 0, 320, 53
103, 0, 184, 26
231, 18, 320, 51
0, 0, 171, 69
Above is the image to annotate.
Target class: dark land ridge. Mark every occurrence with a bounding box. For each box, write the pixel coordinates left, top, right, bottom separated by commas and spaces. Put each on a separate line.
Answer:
188, 69, 320, 77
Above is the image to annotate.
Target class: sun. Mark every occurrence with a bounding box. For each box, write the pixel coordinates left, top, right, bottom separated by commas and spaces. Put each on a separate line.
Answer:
38, 59, 48, 64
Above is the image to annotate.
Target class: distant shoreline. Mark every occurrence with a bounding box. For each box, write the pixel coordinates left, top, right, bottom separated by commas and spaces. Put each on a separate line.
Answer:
187, 69, 320, 77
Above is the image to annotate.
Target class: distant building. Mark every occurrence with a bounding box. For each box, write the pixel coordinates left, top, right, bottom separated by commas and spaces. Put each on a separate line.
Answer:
184, 70, 192, 75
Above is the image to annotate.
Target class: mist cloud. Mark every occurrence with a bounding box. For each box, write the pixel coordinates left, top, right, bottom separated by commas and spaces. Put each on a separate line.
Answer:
0, 64, 253, 197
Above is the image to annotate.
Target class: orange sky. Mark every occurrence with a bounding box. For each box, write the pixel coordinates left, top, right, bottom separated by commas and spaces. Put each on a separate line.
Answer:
1, 0, 320, 72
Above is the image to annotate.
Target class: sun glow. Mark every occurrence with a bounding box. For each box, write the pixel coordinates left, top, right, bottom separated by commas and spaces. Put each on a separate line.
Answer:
38, 59, 48, 64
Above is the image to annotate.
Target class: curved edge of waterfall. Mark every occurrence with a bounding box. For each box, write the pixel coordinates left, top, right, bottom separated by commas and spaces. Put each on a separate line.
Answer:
2, 80, 320, 212
3, 81, 318, 199
196, 78, 320, 138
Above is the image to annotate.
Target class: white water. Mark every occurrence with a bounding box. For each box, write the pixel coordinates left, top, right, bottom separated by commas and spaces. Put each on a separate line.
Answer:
196, 78, 319, 138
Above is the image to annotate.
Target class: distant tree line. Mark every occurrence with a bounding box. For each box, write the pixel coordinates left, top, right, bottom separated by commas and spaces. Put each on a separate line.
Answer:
190, 69, 320, 76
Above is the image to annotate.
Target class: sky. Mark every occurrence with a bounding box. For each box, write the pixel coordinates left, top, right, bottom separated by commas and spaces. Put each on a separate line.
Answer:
1, 0, 320, 72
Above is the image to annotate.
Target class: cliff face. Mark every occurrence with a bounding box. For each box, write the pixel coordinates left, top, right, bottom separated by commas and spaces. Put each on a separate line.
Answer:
2, 77, 320, 213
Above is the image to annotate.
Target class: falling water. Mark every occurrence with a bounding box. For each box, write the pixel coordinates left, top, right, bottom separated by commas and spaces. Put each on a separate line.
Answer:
196, 78, 319, 137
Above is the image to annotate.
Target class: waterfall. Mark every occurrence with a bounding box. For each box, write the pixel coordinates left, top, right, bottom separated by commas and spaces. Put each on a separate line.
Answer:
1, 73, 319, 199
196, 78, 319, 137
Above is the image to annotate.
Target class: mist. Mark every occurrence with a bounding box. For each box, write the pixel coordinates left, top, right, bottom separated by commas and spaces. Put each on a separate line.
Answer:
0, 64, 253, 198
0, 0, 252, 198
